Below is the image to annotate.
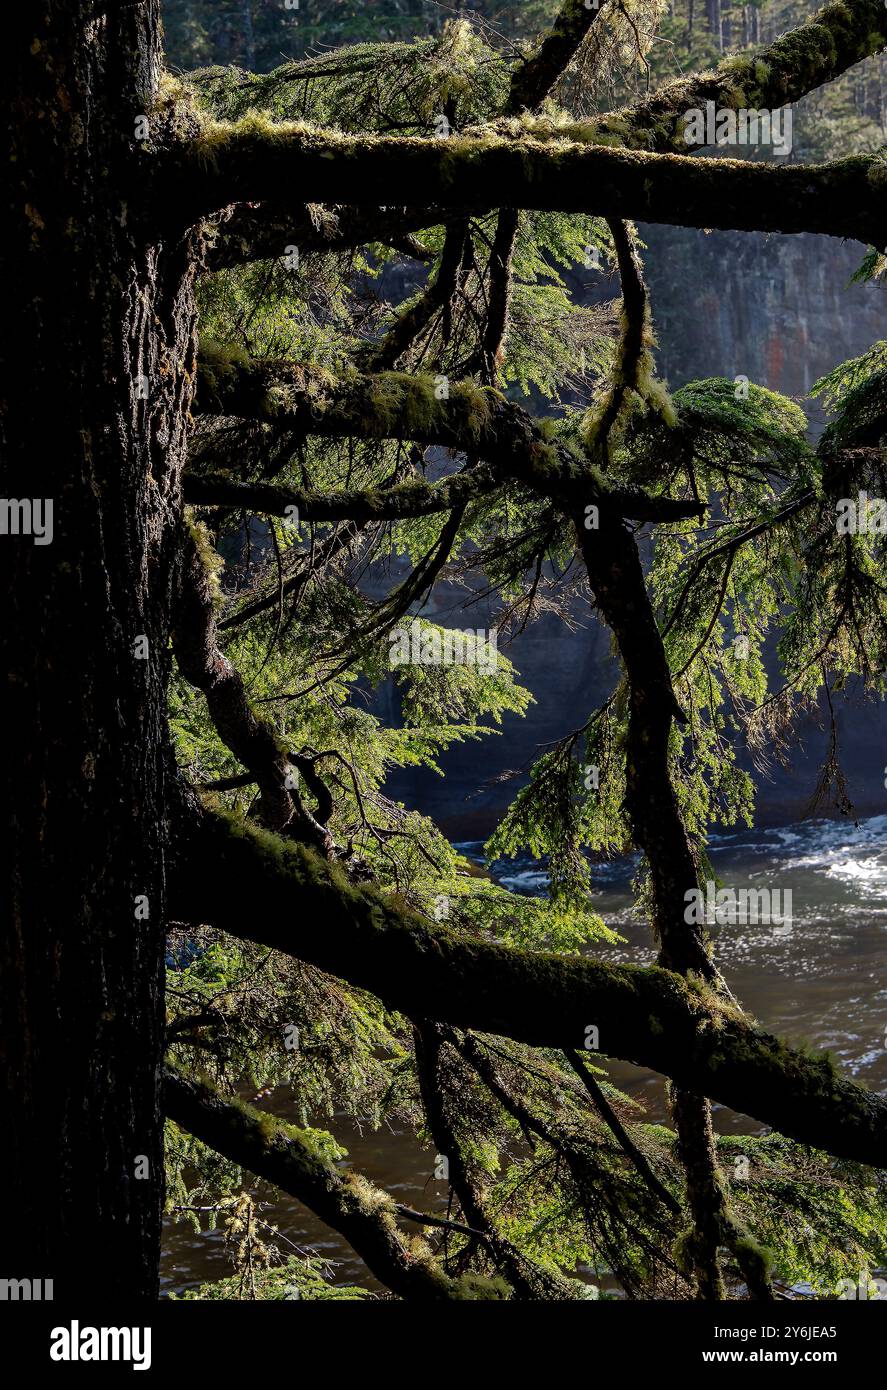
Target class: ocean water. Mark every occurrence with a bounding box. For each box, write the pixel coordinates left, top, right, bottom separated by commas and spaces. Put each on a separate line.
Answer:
461, 815, 887, 1085
161, 814, 887, 1295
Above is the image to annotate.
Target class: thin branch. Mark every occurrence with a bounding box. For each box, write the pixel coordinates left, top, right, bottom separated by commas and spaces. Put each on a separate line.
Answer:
565, 1049, 680, 1216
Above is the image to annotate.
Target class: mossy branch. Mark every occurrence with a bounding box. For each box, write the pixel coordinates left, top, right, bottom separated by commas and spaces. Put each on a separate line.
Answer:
170, 803, 887, 1170
191, 353, 704, 523
157, 118, 887, 245
583, 218, 672, 453
172, 525, 332, 849
183, 464, 503, 523
605, 0, 887, 153
206, 203, 446, 273
163, 1066, 476, 1300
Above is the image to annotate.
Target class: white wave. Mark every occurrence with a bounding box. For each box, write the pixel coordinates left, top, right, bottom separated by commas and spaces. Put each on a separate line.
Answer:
464, 813, 887, 901
824, 856, 886, 882
721, 815, 887, 897
497, 870, 550, 893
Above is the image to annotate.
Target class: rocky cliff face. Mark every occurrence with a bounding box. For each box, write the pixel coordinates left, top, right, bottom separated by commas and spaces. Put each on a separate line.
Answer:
386, 229, 887, 837
645, 227, 885, 406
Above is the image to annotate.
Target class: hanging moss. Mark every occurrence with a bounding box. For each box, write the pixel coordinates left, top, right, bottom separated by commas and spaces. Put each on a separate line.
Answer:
185, 514, 224, 606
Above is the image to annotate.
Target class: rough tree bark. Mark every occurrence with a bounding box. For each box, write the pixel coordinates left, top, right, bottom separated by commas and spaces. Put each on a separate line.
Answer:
0, 2, 195, 1297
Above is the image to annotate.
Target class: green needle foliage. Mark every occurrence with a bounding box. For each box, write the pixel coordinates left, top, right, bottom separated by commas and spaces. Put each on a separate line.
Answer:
161, 0, 887, 1300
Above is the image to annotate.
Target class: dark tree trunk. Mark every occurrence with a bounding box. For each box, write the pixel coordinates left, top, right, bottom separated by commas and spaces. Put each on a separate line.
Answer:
0, 2, 195, 1297
705, 0, 722, 50
241, 0, 256, 72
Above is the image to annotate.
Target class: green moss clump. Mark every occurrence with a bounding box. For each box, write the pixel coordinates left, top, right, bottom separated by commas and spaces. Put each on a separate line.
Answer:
366, 372, 439, 435
449, 1271, 512, 1300
186, 514, 224, 604
451, 380, 496, 436
193, 110, 335, 171
196, 336, 251, 402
